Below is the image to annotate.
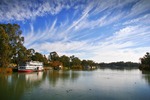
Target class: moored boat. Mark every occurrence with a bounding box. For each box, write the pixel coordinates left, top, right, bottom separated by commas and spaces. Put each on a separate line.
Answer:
18, 61, 44, 72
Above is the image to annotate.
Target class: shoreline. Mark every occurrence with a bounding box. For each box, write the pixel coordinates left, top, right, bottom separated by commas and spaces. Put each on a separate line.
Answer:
0, 67, 53, 74
0, 68, 13, 74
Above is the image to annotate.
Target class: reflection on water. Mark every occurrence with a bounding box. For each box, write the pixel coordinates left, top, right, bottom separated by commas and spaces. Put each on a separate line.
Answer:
48, 70, 80, 87
0, 72, 46, 100
0, 69, 150, 100
141, 71, 150, 86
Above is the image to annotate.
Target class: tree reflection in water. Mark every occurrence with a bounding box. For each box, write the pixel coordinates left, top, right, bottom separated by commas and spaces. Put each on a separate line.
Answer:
141, 71, 150, 86
0, 69, 150, 100
0, 70, 80, 99
0, 72, 46, 100
48, 70, 80, 87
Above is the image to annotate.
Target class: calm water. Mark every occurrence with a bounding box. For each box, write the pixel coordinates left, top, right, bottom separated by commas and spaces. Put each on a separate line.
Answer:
0, 69, 150, 100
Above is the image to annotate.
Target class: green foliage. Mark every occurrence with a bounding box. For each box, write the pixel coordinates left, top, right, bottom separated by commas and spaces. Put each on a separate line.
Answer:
139, 52, 150, 70
17, 46, 28, 64
0, 26, 10, 67
0, 24, 25, 66
31, 52, 48, 65
0, 24, 49, 67
59, 55, 70, 68
140, 52, 150, 65
49, 51, 59, 61
48, 52, 98, 70
70, 56, 81, 69
2, 24, 24, 60
81, 60, 95, 66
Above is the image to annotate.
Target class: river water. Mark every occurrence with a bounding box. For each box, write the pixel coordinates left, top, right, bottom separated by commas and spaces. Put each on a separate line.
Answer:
0, 69, 150, 100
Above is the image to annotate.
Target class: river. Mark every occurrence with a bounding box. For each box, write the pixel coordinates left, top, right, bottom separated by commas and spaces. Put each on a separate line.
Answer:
0, 69, 150, 100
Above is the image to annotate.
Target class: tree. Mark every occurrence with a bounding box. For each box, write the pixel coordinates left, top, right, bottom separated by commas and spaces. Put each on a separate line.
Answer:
49, 51, 59, 61
70, 56, 81, 69
0, 23, 50, 67
139, 52, 150, 70
0, 26, 10, 67
81, 60, 88, 66
140, 52, 150, 65
0, 24, 25, 65
59, 55, 70, 68
26, 48, 35, 61
31, 52, 48, 65
16, 46, 29, 65
87, 60, 95, 66
43, 55, 48, 65
31, 52, 43, 62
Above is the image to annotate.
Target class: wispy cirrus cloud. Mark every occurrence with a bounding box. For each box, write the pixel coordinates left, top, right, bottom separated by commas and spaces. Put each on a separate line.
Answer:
0, 0, 145, 22
25, 23, 150, 63
126, 0, 150, 18
91, 24, 150, 62
124, 14, 150, 25
0, 0, 85, 21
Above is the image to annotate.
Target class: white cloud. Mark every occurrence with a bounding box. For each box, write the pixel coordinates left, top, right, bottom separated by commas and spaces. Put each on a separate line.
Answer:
92, 46, 150, 63
124, 14, 150, 25
128, 0, 150, 17
0, 0, 78, 21
90, 25, 150, 63
1, 0, 149, 22
28, 41, 88, 56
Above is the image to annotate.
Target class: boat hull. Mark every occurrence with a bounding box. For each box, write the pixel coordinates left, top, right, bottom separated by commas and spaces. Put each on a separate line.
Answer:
18, 69, 44, 72
18, 69, 33, 72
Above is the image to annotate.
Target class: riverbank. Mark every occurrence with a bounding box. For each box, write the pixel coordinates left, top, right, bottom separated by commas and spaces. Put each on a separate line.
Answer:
0, 68, 13, 74
0, 67, 53, 74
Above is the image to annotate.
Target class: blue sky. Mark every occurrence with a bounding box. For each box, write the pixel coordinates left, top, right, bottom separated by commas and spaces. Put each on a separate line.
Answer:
0, 0, 150, 63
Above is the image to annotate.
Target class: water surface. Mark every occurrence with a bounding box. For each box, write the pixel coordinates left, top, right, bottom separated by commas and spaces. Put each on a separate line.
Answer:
0, 69, 150, 100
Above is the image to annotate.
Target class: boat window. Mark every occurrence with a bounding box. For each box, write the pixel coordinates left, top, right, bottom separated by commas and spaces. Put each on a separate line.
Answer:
19, 67, 24, 69
19, 63, 26, 66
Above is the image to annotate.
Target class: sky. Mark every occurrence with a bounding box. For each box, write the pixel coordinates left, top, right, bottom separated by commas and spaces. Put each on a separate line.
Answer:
0, 0, 150, 63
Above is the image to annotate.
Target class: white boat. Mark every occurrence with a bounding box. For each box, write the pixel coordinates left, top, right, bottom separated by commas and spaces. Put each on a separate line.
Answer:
18, 61, 44, 72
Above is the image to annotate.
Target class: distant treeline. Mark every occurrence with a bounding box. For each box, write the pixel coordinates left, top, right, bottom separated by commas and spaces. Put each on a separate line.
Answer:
99, 61, 140, 69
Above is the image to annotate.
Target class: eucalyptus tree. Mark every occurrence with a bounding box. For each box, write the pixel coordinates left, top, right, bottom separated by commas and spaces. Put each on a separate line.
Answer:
0, 24, 25, 65
59, 55, 70, 68
0, 26, 10, 67
70, 55, 81, 69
